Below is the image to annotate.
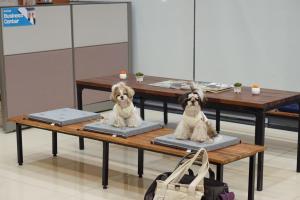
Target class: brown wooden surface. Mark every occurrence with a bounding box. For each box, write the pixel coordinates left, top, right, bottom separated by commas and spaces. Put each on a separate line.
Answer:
267, 109, 299, 119
9, 116, 264, 165
77, 74, 300, 110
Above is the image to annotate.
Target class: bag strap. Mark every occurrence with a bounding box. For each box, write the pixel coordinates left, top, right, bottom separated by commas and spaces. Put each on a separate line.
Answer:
175, 151, 215, 180
162, 148, 204, 186
188, 149, 209, 193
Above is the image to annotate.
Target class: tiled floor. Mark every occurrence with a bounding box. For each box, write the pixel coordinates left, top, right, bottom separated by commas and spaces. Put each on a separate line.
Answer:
0, 109, 299, 200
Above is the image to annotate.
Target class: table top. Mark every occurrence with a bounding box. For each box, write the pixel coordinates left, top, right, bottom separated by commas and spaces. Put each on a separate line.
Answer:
77, 74, 300, 110
9, 116, 264, 165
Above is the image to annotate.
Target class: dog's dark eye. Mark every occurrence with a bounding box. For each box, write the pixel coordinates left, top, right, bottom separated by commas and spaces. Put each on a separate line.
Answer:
124, 92, 128, 96
116, 95, 120, 97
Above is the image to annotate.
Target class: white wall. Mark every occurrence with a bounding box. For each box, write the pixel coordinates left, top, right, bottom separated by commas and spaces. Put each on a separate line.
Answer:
131, 0, 194, 80
195, 0, 300, 91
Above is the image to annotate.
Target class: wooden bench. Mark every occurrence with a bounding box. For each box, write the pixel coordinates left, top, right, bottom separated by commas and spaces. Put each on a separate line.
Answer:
9, 116, 265, 200
267, 109, 298, 119
266, 109, 299, 132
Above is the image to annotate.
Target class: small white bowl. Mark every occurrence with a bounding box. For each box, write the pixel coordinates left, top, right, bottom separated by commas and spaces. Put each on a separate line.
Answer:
119, 73, 127, 80
252, 87, 261, 95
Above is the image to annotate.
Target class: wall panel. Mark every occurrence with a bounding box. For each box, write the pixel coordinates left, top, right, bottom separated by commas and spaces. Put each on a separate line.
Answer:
132, 0, 194, 80
74, 43, 128, 104
2, 6, 72, 55
195, 0, 300, 91
5, 49, 74, 118
73, 3, 128, 48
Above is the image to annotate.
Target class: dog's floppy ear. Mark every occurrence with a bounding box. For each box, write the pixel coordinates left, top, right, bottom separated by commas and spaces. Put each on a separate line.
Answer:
197, 89, 206, 108
190, 86, 206, 108
110, 84, 118, 102
198, 96, 207, 108
178, 93, 188, 109
126, 85, 135, 99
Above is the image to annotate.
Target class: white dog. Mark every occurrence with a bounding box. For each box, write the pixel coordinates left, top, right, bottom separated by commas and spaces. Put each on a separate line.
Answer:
174, 88, 217, 142
110, 82, 142, 128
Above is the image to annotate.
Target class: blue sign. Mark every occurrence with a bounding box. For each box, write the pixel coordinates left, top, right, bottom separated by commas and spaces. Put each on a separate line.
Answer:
2, 7, 36, 27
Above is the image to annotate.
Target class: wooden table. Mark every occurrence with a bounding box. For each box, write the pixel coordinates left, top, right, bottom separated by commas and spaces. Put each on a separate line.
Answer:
76, 74, 300, 191
9, 116, 264, 200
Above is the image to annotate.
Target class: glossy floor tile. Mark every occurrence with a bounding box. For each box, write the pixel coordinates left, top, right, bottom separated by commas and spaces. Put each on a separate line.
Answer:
0, 109, 299, 200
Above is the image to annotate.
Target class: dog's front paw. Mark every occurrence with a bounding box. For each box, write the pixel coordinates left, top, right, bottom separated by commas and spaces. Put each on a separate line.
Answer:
113, 118, 126, 128
112, 122, 121, 128
128, 124, 137, 128
191, 133, 209, 142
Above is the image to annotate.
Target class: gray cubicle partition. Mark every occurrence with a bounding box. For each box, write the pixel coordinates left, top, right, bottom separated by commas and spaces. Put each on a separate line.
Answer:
72, 3, 130, 109
0, 2, 131, 132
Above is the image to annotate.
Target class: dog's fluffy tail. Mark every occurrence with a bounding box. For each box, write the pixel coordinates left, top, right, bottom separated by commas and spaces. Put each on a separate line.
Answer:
206, 121, 218, 138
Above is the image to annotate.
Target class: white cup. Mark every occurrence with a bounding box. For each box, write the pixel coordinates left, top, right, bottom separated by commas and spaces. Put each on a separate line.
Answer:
119, 73, 127, 80
252, 87, 260, 95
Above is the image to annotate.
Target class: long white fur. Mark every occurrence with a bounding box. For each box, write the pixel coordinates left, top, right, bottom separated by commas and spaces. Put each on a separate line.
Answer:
174, 89, 216, 142
109, 82, 142, 128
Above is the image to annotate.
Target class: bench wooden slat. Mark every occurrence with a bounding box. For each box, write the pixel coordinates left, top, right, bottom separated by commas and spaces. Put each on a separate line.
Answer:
266, 109, 299, 119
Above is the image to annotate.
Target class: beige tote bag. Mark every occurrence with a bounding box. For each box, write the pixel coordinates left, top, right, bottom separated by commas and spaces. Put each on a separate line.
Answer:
153, 148, 209, 200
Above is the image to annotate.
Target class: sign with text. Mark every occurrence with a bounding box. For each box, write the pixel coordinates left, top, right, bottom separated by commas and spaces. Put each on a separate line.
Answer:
2, 7, 36, 27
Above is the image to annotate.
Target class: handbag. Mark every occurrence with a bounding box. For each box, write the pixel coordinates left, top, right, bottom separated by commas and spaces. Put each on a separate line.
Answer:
144, 150, 232, 200
153, 148, 209, 200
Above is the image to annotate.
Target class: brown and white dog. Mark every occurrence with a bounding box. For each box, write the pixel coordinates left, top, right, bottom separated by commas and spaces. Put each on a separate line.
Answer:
174, 88, 217, 142
109, 82, 142, 128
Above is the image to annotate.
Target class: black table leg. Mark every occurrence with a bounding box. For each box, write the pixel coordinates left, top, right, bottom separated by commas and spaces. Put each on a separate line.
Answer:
77, 85, 83, 110
16, 123, 23, 166
297, 102, 300, 172
140, 97, 145, 120
163, 101, 168, 125
216, 109, 221, 133
216, 164, 224, 182
52, 131, 57, 157
79, 137, 84, 150
102, 142, 109, 189
77, 85, 85, 150
255, 111, 265, 191
138, 149, 144, 178
248, 155, 256, 200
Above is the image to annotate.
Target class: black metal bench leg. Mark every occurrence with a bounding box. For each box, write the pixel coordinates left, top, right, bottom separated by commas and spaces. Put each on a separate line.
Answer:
16, 123, 23, 166
140, 97, 145, 120
52, 131, 57, 157
77, 85, 85, 150
216, 164, 224, 182
248, 155, 256, 200
163, 101, 168, 125
79, 137, 84, 150
216, 109, 221, 133
138, 149, 144, 178
297, 102, 300, 172
255, 111, 265, 191
102, 142, 109, 189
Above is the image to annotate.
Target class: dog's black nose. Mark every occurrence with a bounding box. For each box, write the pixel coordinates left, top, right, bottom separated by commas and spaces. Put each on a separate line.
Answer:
120, 96, 124, 100
191, 100, 195, 105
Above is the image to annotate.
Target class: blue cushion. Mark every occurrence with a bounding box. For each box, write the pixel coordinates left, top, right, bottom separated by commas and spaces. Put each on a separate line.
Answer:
153, 134, 240, 151
28, 108, 100, 126
84, 121, 162, 138
278, 104, 299, 113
